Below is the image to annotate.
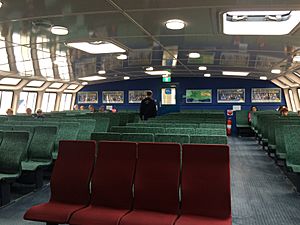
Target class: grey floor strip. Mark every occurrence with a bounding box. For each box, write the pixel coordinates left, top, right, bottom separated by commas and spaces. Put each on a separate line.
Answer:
1, 137, 300, 225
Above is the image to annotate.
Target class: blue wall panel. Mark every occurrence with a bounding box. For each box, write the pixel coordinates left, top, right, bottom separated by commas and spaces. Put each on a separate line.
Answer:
78, 77, 285, 112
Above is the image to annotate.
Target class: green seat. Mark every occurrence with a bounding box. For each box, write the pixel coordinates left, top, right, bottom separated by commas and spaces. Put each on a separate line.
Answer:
91, 132, 121, 141
0, 131, 29, 181
121, 133, 154, 142
167, 123, 198, 129
165, 128, 195, 135
190, 135, 227, 144
284, 125, 300, 172
137, 127, 165, 134
111, 126, 137, 133
0, 125, 13, 131
235, 110, 250, 128
22, 126, 58, 171
52, 122, 80, 160
195, 128, 226, 135
12, 125, 35, 160
75, 119, 96, 140
198, 124, 226, 129
155, 134, 190, 144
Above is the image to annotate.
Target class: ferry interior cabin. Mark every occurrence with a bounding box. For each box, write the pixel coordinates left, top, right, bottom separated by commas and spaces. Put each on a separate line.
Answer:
1, 0, 300, 225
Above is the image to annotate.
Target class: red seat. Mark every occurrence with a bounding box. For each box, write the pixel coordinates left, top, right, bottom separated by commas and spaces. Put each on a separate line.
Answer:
24, 141, 96, 224
69, 141, 137, 225
176, 144, 231, 225
120, 142, 180, 225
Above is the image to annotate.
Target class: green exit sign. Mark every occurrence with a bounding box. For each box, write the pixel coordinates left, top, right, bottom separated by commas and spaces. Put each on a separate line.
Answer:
162, 76, 171, 82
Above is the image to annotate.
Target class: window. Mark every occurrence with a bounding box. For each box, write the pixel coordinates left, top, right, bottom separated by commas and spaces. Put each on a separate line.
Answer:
0, 36, 10, 72
17, 92, 37, 113
298, 88, 300, 100
55, 49, 70, 81
59, 93, 72, 111
37, 36, 54, 78
12, 33, 34, 76
0, 91, 13, 115
289, 89, 297, 112
41, 92, 57, 112
161, 88, 176, 105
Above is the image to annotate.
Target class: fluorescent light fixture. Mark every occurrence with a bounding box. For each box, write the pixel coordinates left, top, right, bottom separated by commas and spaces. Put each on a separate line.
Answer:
146, 67, 154, 71
165, 19, 185, 30
145, 70, 171, 76
66, 41, 126, 54
204, 73, 211, 77
222, 71, 249, 76
260, 76, 268, 80
117, 54, 127, 60
98, 70, 106, 75
67, 84, 79, 90
198, 66, 207, 71
26, 80, 45, 87
189, 53, 200, 58
223, 11, 300, 35
49, 82, 64, 89
51, 26, 69, 36
78, 76, 107, 81
0, 2, 3, 8
293, 55, 300, 62
81, 82, 88, 85
0, 77, 21, 85
124, 76, 130, 80
271, 69, 281, 74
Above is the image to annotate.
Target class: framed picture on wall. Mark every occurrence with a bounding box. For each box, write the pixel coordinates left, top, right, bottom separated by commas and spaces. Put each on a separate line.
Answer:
128, 90, 152, 103
186, 89, 212, 103
251, 88, 281, 103
78, 91, 98, 104
217, 89, 245, 103
102, 91, 124, 104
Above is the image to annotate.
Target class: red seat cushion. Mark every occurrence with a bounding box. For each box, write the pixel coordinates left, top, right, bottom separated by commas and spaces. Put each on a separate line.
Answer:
120, 210, 178, 225
24, 202, 86, 224
176, 214, 232, 225
69, 206, 130, 225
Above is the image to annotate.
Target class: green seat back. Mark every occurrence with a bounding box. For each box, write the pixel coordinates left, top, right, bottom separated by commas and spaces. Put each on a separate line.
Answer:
0, 131, 29, 174
155, 134, 190, 144
0, 125, 13, 131
29, 126, 58, 162
91, 132, 121, 141
190, 135, 227, 144
111, 126, 137, 133
121, 133, 154, 142
284, 125, 300, 172
195, 128, 226, 135
165, 128, 195, 135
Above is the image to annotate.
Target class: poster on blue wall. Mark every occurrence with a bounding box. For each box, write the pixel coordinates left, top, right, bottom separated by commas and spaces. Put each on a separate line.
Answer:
251, 88, 281, 103
102, 91, 124, 104
128, 90, 151, 103
186, 89, 212, 103
217, 89, 245, 103
78, 91, 98, 104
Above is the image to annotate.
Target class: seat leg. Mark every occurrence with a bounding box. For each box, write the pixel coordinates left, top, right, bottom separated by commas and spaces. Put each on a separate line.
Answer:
0, 181, 11, 206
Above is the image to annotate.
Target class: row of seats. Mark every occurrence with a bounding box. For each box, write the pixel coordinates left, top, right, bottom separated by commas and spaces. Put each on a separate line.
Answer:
92, 132, 228, 144
127, 122, 226, 129
111, 126, 227, 136
24, 140, 231, 225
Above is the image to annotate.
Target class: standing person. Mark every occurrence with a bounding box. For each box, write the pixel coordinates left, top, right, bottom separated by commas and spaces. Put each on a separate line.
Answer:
140, 91, 157, 120
248, 106, 257, 124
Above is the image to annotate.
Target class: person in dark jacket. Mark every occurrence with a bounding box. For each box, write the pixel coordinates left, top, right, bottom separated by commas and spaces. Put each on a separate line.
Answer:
140, 91, 157, 120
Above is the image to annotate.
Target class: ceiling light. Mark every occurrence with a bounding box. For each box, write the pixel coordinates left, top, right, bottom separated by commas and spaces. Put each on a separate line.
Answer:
67, 84, 79, 90
51, 26, 69, 36
49, 82, 64, 89
124, 76, 130, 80
165, 19, 185, 30
260, 76, 268, 80
204, 73, 211, 77
271, 69, 281, 74
0, 2, 3, 8
98, 70, 106, 75
198, 66, 207, 71
293, 55, 300, 62
189, 53, 200, 58
146, 67, 154, 71
117, 54, 127, 60
222, 71, 249, 76
26, 80, 45, 87
0, 77, 22, 85
145, 70, 171, 76
223, 11, 300, 35
81, 82, 88, 85
66, 41, 126, 54
78, 76, 107, 81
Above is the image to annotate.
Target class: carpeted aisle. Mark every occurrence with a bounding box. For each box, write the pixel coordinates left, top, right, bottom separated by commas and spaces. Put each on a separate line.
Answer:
1, 137, 300, 225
